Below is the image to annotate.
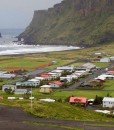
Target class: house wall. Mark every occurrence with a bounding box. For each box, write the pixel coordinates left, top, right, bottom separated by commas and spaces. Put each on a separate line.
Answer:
103, 101, 114, 108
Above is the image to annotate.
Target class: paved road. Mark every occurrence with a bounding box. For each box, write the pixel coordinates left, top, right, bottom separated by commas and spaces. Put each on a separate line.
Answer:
0, 106, 114, 130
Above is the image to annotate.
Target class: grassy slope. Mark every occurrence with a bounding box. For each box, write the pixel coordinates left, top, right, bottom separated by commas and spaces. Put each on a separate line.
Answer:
22, 1, 114, 46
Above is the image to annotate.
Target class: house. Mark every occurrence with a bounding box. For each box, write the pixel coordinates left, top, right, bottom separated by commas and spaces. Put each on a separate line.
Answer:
28, 78, 40, 84
48, 72, 60, 79
0, 73, 16, 79
100, 57, 110, 63
60, 76, 73, 83
39, 85, 53, 94
16, 80, 40, 87
35, 77, 45, 81
82, 63, 96, 70
51, 69, 64, 74
2, 85, 17, 92
103, 97, 114, 108
57, 66, 74, 72
14, 89, 28, 94
98, 74, 114, 80
69, 97, 88, 106
49, 81, 64, 88
40, 73, 52, 80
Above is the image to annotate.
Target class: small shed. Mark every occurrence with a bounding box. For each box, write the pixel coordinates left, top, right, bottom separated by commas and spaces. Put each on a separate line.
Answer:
39, 85, 52, 94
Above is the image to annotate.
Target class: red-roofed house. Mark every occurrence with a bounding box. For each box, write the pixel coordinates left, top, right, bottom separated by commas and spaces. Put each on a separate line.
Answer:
40, 73, 52, 80
69, 97, 88, 106
49, 81, 64, 88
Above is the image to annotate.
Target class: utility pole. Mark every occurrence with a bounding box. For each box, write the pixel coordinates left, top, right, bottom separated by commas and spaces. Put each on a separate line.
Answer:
30, 87, 33, 112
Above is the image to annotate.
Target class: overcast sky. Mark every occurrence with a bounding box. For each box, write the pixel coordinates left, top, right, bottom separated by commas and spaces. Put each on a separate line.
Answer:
0, 0, 62, 29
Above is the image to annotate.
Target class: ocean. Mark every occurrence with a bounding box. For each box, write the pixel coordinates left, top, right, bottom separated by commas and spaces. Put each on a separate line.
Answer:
0, 29, 80, 55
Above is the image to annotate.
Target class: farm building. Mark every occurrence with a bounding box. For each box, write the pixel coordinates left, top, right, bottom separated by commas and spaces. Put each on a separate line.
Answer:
2, 85, 17, 92
39, 85, 52, 94
69, 97, 88, 106
100, 57, 110, 63
49, 81, 64, 88
103, 97, 114, 108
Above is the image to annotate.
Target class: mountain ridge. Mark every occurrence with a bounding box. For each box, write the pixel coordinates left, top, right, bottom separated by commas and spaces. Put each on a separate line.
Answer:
19, 0, 114, 46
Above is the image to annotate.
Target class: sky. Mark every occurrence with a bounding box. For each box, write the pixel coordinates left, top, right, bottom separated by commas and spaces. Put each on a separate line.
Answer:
0, 0, 62, 29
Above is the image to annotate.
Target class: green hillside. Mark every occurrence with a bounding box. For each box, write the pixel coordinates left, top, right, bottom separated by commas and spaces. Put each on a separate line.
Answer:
20, 0, 114, 46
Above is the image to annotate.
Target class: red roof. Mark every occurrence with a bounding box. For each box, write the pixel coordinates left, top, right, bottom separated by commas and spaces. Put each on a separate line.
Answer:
41, 73, 52, 77
49, 81, 64, 86
69, 97, 87, 104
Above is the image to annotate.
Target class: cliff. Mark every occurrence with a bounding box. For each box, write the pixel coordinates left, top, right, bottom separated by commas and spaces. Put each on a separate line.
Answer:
19, 0, 114, 46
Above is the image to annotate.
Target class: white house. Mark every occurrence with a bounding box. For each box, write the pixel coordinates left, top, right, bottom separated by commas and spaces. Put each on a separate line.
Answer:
100, 58, 111, 63
57, 66, 74, 72
103, 97, 114, 108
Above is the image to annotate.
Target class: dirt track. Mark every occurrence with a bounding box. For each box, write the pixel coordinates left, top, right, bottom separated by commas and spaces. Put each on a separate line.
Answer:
0, 106, 114, 130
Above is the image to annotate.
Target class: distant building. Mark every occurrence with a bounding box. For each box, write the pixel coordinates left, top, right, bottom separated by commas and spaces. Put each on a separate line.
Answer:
100, 57, 110, 63
2, 85, 16, 92
57, 66, 74, 72
69, 97, 88, 106
82, 63, 96, 70
49, 81, 64, 88
14, 89, 28, 95
39, 85, 52, 94
103, 97, 114, 108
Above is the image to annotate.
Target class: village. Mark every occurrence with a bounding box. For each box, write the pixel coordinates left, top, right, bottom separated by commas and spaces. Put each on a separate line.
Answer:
0, 52, 114, 117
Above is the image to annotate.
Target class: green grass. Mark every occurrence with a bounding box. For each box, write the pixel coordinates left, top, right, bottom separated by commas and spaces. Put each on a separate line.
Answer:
103, 80, 114, 91
94, 62, 110, 68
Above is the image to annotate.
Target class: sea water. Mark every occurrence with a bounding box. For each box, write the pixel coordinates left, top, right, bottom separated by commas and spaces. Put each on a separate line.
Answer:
0, 29, 80, 55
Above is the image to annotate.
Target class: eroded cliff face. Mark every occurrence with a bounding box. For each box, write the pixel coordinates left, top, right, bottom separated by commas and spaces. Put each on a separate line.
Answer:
19, 0, 114, 46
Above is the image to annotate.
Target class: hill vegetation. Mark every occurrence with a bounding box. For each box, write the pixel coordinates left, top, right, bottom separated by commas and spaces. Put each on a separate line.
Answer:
20, 0, 114, 46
